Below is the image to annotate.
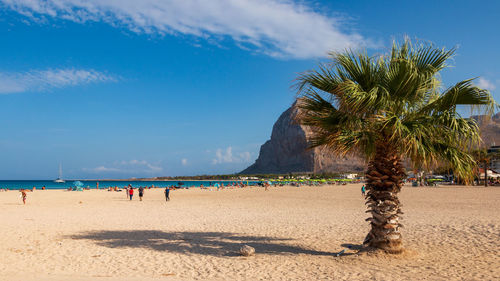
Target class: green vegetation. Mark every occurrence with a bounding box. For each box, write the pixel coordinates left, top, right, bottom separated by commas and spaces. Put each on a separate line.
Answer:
152, 172, 357, 181
296, 39, 497, 253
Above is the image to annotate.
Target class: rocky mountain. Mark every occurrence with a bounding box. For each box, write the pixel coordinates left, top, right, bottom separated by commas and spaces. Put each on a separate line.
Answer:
240, 102, 364, 174
472, 112, 500, 147
241, 103, 500, 175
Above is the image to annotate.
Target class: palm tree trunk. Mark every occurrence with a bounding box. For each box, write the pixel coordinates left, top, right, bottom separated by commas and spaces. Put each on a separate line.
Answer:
484, 161, 488, 187
475, 169, 480, 186
363, 143, 406, 253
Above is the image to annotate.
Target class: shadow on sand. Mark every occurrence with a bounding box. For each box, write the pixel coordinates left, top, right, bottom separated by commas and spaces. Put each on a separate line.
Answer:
68, 230, 338, 257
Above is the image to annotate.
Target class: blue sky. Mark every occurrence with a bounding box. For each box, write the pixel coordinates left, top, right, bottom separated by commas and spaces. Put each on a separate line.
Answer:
0, 0, 498, 179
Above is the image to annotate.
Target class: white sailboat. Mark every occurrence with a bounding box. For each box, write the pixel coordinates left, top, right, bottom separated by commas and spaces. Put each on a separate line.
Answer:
54, 163, 65, 183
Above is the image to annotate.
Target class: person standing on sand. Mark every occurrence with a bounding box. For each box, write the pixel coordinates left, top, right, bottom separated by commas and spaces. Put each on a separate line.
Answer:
125, 185, 131, 198
361, 185, 366, 197
165, 186, 170, 202
138, 186, 144, 201
129, 187, 134, 201
20, 189, 27, 205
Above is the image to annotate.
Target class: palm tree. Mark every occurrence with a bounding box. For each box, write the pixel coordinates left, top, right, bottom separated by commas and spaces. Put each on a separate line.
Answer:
296, 40, 497, 253
473, 149, 500, 186
472, 149, 490, 186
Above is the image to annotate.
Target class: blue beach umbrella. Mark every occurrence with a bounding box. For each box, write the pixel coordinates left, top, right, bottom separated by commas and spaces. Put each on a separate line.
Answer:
73, 181, 84, 191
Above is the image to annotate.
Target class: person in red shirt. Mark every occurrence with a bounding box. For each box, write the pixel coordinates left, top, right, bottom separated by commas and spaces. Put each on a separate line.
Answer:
20, 189, 27, 205
129, 187, 134, 201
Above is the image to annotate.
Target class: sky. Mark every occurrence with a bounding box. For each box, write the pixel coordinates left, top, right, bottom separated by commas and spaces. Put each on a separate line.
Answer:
0, 0, 499, 179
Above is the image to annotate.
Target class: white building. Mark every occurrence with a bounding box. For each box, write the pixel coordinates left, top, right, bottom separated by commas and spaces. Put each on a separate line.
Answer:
488, 146, 500, 171
342, 173, 358, 179
478, 168, 500, 179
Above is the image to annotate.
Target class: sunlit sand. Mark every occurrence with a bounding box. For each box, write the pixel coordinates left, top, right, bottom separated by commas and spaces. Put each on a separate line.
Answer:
0, 184, 498, 280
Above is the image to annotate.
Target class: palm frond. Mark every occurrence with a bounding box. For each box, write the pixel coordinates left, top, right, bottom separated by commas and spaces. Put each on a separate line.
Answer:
421, 79, 496, 114
296, 39, 497, 180
295, 64, 341, 95
413, 45, 455, 75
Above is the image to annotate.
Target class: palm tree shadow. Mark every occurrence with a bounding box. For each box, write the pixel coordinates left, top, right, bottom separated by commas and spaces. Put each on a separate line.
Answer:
340, 243, 379, 255
68, 230, 336, 257
341, 243, 364, 251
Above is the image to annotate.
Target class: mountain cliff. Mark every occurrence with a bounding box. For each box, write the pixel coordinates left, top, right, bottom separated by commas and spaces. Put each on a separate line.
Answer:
241, 102, 364, 174
241, 103, 500, 175
472, 112, 500, 146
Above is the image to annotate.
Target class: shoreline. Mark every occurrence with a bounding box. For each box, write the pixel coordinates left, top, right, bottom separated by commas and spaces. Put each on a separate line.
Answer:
0, 179, 259, 182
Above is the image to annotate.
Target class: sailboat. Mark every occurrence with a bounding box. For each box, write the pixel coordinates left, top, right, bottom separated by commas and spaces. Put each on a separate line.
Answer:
54, 163, 65, 183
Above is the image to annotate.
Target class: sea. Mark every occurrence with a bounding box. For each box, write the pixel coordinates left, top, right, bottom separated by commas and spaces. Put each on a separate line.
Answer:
0, 180, 259, 190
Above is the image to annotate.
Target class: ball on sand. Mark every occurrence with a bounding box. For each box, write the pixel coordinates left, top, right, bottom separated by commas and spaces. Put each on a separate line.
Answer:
239, 245, 255, 256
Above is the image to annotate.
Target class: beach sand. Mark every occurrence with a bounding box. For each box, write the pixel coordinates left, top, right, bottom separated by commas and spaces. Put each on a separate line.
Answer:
0, 184, 498, 280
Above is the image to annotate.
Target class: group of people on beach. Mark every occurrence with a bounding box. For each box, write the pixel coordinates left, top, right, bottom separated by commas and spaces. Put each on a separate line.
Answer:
11, 180, 353, 205
14, 184, 173, 205
123, 184, 170, 202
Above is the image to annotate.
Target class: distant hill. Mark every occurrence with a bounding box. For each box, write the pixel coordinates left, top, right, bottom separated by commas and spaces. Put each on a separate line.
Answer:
240, 102, 364, 174
471, 112, 500, 147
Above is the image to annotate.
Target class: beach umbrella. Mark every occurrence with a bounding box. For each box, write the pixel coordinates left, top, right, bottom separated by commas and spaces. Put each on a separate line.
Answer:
73, 181, 84, 191
73, 181, 84, 187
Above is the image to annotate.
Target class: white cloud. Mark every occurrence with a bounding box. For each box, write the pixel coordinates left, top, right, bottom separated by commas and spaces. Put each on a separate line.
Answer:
90, 166, 120, 173
212, 147, 251, 164
239, 151, 251, 162
477, 78, 496, 91
0, 68, 116, 94
84, 159, 162, 174
1, 0, 370, 58
181, 158, 188, 166
120, 160, 163, 172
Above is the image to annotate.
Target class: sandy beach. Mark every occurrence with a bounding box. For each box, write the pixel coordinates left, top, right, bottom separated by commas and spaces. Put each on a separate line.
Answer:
0, 184, 498, 280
